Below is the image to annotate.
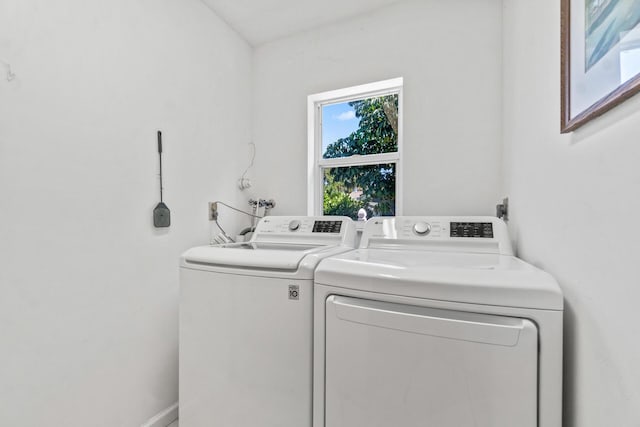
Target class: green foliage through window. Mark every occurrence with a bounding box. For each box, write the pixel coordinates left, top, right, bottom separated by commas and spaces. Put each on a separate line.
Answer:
322, 94, 398, 220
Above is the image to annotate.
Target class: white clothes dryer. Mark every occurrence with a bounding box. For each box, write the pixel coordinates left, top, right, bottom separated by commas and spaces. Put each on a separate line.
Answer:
313, 216, 563, 427
180, 216, 356, 427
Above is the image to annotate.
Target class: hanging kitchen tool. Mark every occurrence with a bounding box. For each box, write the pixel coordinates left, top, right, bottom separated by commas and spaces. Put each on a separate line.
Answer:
153, 130, 171, 228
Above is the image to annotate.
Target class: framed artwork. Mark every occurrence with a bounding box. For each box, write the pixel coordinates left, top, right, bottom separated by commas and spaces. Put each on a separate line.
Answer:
561, 0, 640, 132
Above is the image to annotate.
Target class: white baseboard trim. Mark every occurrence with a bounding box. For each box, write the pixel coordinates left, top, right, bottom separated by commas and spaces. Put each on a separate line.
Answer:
141, 402, 178, 427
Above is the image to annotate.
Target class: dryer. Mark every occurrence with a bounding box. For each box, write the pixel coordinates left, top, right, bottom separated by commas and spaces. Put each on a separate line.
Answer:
313, 216, 563, 427
180, 216, 356, 427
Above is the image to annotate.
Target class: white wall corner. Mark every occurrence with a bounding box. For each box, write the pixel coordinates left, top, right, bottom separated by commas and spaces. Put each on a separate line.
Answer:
141, 402, 178, 427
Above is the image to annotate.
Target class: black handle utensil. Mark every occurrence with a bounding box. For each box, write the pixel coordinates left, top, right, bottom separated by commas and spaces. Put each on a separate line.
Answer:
153, 131, 171, 227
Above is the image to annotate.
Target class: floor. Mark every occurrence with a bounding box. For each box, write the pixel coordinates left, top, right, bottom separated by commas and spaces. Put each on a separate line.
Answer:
167, 420, 178, 427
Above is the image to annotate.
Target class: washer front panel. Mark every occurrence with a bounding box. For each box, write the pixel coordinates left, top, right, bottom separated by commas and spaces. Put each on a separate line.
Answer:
180, 269, 313, 427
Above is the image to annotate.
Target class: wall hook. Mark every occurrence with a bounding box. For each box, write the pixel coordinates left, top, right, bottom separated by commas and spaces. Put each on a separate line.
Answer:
0, 59, 16, 82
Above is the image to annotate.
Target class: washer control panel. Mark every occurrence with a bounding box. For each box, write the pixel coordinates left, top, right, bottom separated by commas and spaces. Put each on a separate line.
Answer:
284, 219, 343, 233
312, 220, 342, 233
252, 216, 356, 245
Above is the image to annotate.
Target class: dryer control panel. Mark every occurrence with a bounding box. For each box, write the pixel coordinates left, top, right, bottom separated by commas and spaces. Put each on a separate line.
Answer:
450, 222, 494, 238
360, 216, 512, 255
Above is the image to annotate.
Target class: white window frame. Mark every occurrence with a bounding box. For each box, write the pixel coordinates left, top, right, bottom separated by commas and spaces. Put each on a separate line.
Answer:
307, 77, 404, 218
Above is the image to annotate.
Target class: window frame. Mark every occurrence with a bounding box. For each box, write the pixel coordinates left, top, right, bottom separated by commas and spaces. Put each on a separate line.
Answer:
307, 77, 404, 218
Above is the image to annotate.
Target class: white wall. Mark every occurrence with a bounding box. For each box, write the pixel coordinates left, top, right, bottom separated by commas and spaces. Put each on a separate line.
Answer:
250, 0, 504, 216
0, 1, 251, 425
503, 1, 640, 426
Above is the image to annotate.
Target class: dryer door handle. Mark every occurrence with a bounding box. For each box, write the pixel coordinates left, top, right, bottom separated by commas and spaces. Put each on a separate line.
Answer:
328, 295, 535, 347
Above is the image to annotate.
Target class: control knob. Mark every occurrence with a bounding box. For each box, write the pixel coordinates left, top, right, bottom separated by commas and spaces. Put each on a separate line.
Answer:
413, 221, 431, 236
288, 220, 301, 231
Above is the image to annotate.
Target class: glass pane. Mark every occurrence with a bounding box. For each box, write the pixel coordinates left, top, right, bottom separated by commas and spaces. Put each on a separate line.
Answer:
323, 163, 396, 220
321, 94, 399, 159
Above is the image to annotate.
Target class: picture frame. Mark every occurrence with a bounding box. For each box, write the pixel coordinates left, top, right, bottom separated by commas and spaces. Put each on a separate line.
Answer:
561, 0, 640, 133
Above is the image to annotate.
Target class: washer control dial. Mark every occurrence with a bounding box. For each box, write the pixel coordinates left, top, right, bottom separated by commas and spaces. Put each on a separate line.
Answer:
413, 221, 431, 236
288, 219, 301, 231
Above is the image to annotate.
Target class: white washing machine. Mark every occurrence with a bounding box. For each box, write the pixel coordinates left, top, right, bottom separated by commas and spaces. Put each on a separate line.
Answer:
179, 216, 356, 427
313, 216, 563, 427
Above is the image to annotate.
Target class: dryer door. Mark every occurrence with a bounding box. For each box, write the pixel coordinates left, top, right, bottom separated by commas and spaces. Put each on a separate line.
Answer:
324, 296, 538, 427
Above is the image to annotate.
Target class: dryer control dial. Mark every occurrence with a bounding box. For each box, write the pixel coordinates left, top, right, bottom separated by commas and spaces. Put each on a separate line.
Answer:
288, 219, 301, 231
413, 221, 431, 236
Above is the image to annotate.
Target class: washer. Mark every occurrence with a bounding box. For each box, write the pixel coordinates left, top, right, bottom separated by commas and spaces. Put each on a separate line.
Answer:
179, 216, 356, 427
313, 216, 563, 427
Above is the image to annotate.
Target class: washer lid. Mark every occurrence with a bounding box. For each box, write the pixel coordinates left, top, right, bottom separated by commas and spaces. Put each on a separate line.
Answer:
182, 242, 326, 271
181, 216, 357, 275
314, 249, 563, 310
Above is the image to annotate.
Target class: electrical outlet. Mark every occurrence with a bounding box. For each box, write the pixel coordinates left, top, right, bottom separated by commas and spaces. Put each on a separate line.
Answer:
209, 202, 218, 221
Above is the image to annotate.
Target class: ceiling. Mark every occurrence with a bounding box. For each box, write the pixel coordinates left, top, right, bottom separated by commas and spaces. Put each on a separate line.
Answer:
200, 0, 408, 46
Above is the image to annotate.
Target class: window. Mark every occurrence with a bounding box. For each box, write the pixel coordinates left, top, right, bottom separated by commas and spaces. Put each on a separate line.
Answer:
307, 78, 403, 221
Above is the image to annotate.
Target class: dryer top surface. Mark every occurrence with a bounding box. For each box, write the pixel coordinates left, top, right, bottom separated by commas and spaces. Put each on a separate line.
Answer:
315, 248, 563, 310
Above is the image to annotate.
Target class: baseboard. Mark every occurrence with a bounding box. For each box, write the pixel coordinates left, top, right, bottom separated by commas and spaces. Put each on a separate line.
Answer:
141, 402, 178, 427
